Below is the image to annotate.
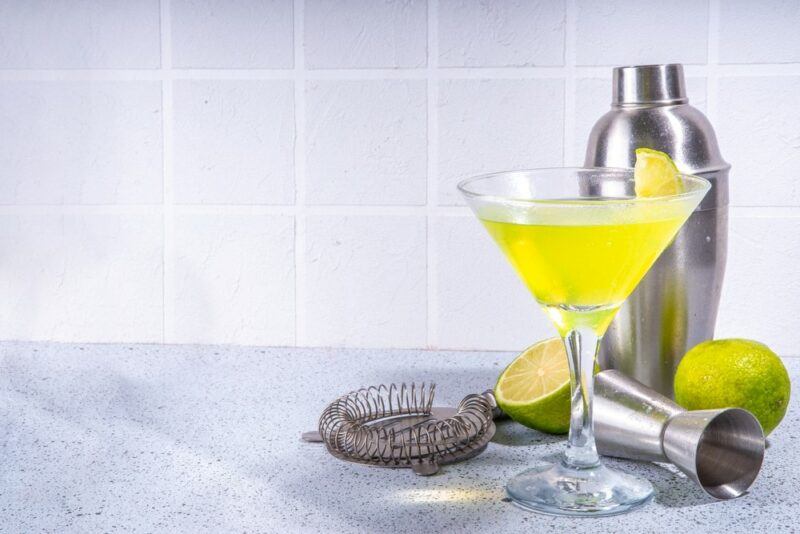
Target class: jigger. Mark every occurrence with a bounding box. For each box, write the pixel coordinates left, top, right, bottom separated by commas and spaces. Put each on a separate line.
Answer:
594, 370, 765, 499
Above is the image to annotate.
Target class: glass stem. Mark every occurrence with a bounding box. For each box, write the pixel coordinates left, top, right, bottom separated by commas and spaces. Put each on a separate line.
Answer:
562, 327, 601, 469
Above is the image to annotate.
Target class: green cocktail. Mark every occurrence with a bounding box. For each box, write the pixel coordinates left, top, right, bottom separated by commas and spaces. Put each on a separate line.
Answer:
460, 167, 709, 516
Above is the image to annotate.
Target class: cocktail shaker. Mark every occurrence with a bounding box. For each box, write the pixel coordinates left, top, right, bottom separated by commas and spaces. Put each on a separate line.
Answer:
594, 370, 764, 499
584, 64, 729, 398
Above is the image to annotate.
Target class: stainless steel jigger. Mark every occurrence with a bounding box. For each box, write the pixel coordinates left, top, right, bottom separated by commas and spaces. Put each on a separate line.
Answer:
594, 370, 765, 499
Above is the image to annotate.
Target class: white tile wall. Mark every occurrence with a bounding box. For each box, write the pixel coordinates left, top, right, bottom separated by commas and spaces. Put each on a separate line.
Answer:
438, 0, 565, 67
168, 211, 295, 345
171, 0, 294, 68
0, 0, 161, 69
306, 80, 427, 205
574, 0, 709, 66
437, 78, 564, 205
716, 213, 800, 356
172, 80, 295, 204
0, 211, 163, 342
0, 0, 798, 355
304, 215, 427, 348
304, 0, 427, 68
719, 0, 800, 64
0, 82, 163, 204
717, 76, 800, 207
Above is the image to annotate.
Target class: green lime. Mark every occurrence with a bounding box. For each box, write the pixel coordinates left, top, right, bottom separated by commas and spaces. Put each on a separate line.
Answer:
674, 339, 791, 435
634, 147, 685, 197
495, 338, 571, 434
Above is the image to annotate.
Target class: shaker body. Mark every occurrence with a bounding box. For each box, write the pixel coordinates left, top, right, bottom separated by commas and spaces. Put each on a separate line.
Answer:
598, 175, 728, 397
584, 64, 729, 398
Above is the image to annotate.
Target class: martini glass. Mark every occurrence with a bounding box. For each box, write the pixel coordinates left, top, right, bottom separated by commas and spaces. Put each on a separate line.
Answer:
459, 168, 710, 517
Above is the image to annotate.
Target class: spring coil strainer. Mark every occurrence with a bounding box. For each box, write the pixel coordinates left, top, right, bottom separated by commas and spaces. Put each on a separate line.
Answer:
302, 383, 496, 475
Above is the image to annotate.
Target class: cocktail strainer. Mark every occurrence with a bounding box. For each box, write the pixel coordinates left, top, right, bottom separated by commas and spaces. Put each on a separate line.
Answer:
302, 383, 496, 475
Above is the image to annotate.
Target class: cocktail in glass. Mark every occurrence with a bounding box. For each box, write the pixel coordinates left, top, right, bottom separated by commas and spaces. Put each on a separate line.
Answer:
459, 168, 710, 516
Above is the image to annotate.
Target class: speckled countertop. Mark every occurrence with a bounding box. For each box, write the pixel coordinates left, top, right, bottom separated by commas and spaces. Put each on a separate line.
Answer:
1, 343, 798, 533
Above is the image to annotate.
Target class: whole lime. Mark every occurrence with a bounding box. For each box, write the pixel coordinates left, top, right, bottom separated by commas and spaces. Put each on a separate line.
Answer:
674, 339, 790, 435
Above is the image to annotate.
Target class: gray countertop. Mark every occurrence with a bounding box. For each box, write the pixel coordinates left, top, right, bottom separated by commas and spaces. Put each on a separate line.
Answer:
1, 342, 798, 533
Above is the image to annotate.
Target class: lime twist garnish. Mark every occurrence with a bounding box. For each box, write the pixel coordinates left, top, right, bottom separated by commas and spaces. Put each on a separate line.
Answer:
633, 147, 685, 197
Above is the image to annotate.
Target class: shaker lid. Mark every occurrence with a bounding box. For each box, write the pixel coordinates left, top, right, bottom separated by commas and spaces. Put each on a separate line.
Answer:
613, 64, 687, 106
585, 63, 729, 210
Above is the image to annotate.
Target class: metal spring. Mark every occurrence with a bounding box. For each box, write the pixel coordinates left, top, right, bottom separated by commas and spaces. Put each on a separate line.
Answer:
318, 383, 494, 468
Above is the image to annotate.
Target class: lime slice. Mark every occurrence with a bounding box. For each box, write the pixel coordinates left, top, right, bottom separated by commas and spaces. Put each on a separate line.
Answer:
495, 338, 571, 434
634, 147, 685, 197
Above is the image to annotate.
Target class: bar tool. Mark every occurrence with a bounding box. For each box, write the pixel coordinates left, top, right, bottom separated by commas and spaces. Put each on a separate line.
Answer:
585, 63, 730, 398
302, 383, 495, 475
594, 370, 765, 499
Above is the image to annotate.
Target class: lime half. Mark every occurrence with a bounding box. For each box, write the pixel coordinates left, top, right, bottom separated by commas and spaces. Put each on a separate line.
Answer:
495, 338, 571, 434
634, 147, 685, 197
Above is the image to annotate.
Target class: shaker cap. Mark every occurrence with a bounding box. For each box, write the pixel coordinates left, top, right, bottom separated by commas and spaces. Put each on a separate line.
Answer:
585, 63, 729, 210
613, 64, 687, 106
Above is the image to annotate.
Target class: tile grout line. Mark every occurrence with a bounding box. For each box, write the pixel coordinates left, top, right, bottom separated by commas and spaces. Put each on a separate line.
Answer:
0, 204, 797, 216
293, 0, 307, 347
562, 0, 577, 166
706, 0, 721, 125
3, 64, 799, 81
159, 0, 173, 344
426, 0, 439, 350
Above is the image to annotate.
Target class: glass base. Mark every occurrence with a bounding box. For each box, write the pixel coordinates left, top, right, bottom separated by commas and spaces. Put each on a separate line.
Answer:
506, 461, 654, 517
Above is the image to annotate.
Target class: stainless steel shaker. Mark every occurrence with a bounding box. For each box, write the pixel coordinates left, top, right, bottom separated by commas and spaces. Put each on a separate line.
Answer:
584, 64, 729, 398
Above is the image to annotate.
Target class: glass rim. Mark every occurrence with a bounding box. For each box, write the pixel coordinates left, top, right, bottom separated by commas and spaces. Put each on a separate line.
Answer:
457, 166, 711, 208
